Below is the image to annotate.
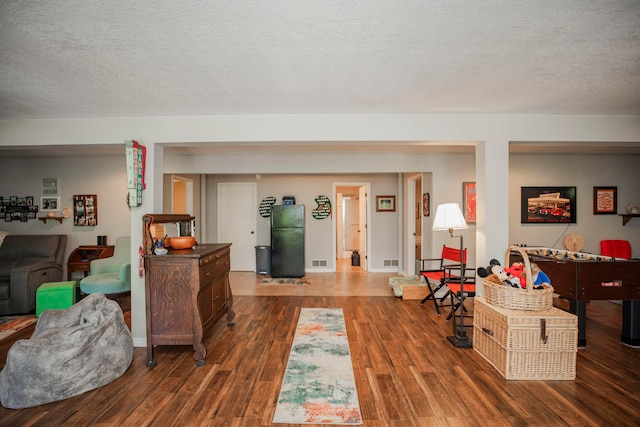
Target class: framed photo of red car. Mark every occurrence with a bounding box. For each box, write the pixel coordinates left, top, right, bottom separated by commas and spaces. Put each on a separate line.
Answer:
521, 186, 576, 224
593, 186, 617, 215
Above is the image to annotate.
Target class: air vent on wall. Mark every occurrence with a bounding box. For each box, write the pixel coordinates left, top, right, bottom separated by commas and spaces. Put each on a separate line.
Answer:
312, 260, 328, 267
384, 260, 399, 267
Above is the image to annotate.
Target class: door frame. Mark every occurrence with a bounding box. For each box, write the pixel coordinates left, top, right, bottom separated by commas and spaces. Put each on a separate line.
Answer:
333, 182, 370, 272
406, 175, 419, 275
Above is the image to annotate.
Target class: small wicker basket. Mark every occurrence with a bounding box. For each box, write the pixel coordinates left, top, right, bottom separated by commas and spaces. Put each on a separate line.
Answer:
483, 246, 554, 311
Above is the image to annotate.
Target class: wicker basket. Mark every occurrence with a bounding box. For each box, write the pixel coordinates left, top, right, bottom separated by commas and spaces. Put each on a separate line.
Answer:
482, 246, 554, 311
473, 297, 577, 380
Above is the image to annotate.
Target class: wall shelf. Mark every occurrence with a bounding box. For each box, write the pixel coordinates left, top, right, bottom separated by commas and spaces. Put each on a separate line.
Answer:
619, 214, 640, 226
38, 216, 64, 224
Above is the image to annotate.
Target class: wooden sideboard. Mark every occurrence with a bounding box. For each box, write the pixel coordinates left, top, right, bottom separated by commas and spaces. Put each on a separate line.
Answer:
67, 245, 114, 281
143, 243, 235, 367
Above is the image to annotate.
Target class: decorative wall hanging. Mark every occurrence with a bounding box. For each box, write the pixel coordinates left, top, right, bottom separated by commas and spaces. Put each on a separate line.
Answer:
593, 186, 617, 215
423, 193, 430, 217
463, 182, 476, 223
125, 140, 146, 207
73, 194, 98, 226
311, 195, 332, 219
259, 196, 277, 217
376, 195, 396, 212
41, 178, 58, 195
1, 196, 38, 222
521, 186, 576, 224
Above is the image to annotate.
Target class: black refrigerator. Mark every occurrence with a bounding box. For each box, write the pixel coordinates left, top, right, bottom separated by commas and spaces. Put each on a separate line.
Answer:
270, 204, 305, 278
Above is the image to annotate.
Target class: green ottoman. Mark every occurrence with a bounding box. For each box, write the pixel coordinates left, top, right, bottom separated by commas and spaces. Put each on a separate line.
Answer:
36, 281, 78, 317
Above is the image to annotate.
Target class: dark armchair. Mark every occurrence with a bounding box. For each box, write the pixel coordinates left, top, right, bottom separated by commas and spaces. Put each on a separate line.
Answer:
0, 234, 67, 315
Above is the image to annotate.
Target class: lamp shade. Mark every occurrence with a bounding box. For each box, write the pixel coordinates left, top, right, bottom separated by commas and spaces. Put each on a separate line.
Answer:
432, 203, 468, 231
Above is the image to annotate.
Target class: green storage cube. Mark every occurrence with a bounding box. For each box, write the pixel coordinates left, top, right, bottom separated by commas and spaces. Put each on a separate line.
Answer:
36, 281, 78, 317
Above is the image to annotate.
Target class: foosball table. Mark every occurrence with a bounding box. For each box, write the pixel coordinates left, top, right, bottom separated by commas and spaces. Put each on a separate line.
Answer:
509, 247, 640, 347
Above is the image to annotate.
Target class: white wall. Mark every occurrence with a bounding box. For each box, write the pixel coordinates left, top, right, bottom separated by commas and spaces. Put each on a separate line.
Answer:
0, 155, 131, 278
509, 153, 640, 258
204, 173, 400, 272
2, 112, 639, 345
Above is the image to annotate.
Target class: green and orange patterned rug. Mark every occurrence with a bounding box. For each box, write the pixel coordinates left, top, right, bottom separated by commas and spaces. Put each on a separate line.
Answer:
0, 315, 37, 342
273, 308, 362, 425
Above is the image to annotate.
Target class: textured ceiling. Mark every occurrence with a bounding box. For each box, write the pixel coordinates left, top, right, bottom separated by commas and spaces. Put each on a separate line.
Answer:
1, 0, 639, 121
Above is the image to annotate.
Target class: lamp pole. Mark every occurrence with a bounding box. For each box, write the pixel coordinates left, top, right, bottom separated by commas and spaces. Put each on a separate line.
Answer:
447, 229, 473, 348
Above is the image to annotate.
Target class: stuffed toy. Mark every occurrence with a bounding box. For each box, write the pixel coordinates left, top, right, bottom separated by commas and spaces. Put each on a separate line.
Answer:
507, 262, 524, 287
477, 259, 520, 288
520, 262, 551, 289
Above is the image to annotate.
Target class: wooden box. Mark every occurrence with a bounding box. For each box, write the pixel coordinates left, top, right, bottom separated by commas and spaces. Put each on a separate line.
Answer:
473, 297, 577, 380
401, 285, 428, 300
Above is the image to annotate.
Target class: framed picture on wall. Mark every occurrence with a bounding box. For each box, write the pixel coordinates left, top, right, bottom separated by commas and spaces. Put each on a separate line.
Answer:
40, 196, 60, 212
423, 193, 430, 217
462, 182, 476, 223
376, 195, 396, 212
41, 177, 58, 195
521, 186, 576, 224
73, 194, 98, 226
593, 186, 617, 214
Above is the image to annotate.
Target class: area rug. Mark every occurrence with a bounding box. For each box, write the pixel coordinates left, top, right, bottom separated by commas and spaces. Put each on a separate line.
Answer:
273, 308, 362, 425
259, 278, 311, 285
0, 315, 37, 341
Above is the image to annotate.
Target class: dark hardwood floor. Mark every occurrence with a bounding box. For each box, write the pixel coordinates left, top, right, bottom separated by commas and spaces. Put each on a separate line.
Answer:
1, 268, 639, 426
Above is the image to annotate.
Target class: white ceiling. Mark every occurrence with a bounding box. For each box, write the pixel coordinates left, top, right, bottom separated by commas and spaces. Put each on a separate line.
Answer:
1, 1, 639, 156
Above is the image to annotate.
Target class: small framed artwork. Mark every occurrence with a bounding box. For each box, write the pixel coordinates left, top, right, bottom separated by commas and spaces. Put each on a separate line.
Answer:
41, 177, 58, 195
593, 186, 617, 215
463, 182, 476, 223
423, 193, 430, 217
376, 195, 396, 212
40, 196, 60, 212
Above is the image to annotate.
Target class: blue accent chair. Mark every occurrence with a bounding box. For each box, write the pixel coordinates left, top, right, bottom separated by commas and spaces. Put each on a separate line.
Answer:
80, 236, 131, 298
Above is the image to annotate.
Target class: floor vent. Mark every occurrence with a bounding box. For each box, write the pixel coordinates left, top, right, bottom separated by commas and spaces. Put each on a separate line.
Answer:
384, 259, 399, 267
312, 259, 328, 267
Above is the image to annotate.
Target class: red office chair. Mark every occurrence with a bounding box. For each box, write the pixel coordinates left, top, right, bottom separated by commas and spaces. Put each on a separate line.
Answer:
600, 240, 632, 259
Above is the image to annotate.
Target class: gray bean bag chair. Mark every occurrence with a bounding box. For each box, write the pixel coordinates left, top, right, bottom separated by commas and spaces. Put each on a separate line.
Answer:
0, 293, 133, 409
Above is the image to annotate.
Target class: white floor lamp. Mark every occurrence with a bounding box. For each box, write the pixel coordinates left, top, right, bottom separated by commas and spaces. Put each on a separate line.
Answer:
432, 202, 473, 348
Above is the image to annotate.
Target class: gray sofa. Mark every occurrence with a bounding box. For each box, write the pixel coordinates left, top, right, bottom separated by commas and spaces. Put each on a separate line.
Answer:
0, 234, 67, 315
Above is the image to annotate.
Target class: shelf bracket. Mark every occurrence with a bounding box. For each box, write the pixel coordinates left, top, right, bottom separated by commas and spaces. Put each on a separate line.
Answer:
39, 216, 64, 224
619, 214, 640, 226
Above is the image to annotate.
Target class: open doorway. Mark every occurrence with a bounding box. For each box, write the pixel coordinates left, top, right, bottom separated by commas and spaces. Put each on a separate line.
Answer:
172, 175, 194, 215
335, 183, 369, 272
407, 174, 422, 275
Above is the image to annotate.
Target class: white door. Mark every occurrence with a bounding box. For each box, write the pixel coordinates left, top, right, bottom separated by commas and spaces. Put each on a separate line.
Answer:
218, 182, 257, 271
344, 198, 359, 250
358, 185, 368, 271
